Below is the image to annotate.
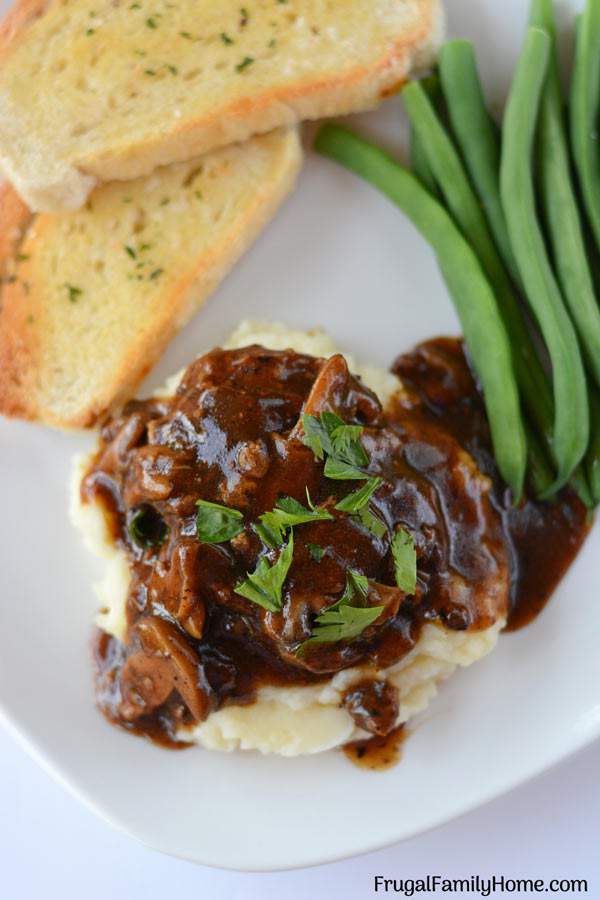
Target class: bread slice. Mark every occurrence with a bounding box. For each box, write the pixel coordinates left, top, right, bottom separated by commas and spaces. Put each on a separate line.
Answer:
0, 0, 443, 212
0, 127, 302, 428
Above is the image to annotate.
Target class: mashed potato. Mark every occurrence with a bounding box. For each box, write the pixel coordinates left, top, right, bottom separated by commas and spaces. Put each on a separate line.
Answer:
72, 322, 505, 756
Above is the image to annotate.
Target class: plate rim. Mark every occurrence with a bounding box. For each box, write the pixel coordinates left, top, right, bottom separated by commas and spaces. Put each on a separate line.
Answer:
2, 685, 599, 872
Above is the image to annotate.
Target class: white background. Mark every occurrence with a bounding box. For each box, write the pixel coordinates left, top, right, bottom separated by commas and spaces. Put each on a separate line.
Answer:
1, 724, 599, 898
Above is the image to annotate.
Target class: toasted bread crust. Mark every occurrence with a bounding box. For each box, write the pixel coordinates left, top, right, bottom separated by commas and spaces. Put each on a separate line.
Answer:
0, 131, 302, 428
0, 182, 39, 421
80, 0, 441, 183
0, 0, 443, 210
0, 0, 47, 58
0, 184, 38, 420
0, 181, 31, 268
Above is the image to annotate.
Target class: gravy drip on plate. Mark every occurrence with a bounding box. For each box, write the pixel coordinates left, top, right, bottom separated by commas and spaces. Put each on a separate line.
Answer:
344, 725, 408, 771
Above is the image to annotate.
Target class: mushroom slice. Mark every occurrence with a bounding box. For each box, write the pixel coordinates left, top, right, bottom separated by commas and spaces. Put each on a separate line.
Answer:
135, 617, 211, 721
156, 542, 207, 639
292, 354, 382, 437
119, 653, 174, 722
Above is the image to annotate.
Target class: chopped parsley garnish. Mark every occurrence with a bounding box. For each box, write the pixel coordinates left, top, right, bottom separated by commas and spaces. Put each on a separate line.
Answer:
65, 283, 83, 303
302, 412, 388, 536
235, 534, 294, 612
301, 411, 343, 459
240, 6, 249, 25
391, 528, 417, 593
146, 16, 158, 28
255, 495, 333, 548
196, 500, 244, 544
330, 423, 369, 468
124, 245, 136, 259
179, 30, 194, 39
323, 457, 367, 481
16, 253, 30, 262
149, 268, 164, 280
236, 55, 255, 72
129, 505, 168, 548
335, 476, 382, 513
336, 569, 369, 608
85, 27, 95, 35
301, 411, 368, 480
306, 542, 325, 562
356, 506, 387, 540
221, 31, 234, 44
298, 569, 383, 651
144, 69, 156, 76
167, 64, 178, 75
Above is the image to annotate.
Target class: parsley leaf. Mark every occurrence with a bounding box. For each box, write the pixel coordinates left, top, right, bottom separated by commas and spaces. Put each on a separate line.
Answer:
306, 542, 325, 562
236, 55, 254, 72
301, 411, 368, 480
330, 568, 369, 610
301, 412, 340, 460
355, 506, 387, 540
234, 534, 294, 612
299, 604, 383, 648
65, 283, 83, 303
330, 423, 368, 468
257, 495, 333, 548
335, 476, 382, 513
298, 569, 382, 650
196, 500, 244, 544
391, 528, 417, 593
129, 505, 168, 548
323, 457, 366, 481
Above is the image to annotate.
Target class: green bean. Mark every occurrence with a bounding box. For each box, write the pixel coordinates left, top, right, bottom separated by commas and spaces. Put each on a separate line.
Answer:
570, 0, 600, 256
572, 469, 595, 509
500, 27, 589, 493
411, 76, 442, 196
436, 40, 596, 504
314, 124, 527, 500
525, 419, 556, 498
402, 79, 553, 447
435, 42, 571, 492
439, 41, 520, 286
530, 0, 600, 391
587, 389, 600, 504
411, 126, 438, 195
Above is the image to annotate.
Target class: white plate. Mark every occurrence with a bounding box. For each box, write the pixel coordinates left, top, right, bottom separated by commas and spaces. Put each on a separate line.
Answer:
1, 0, 599, 872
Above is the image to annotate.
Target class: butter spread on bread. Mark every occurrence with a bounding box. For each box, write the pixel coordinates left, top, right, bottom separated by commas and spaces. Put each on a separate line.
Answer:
0, 128, 302, 427
0, 0, 443, 212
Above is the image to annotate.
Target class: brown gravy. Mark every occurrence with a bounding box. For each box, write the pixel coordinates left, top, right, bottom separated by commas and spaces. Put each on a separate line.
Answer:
393, 338, 591, 633
84, 338, 591, 760
344, 726, 408, 771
